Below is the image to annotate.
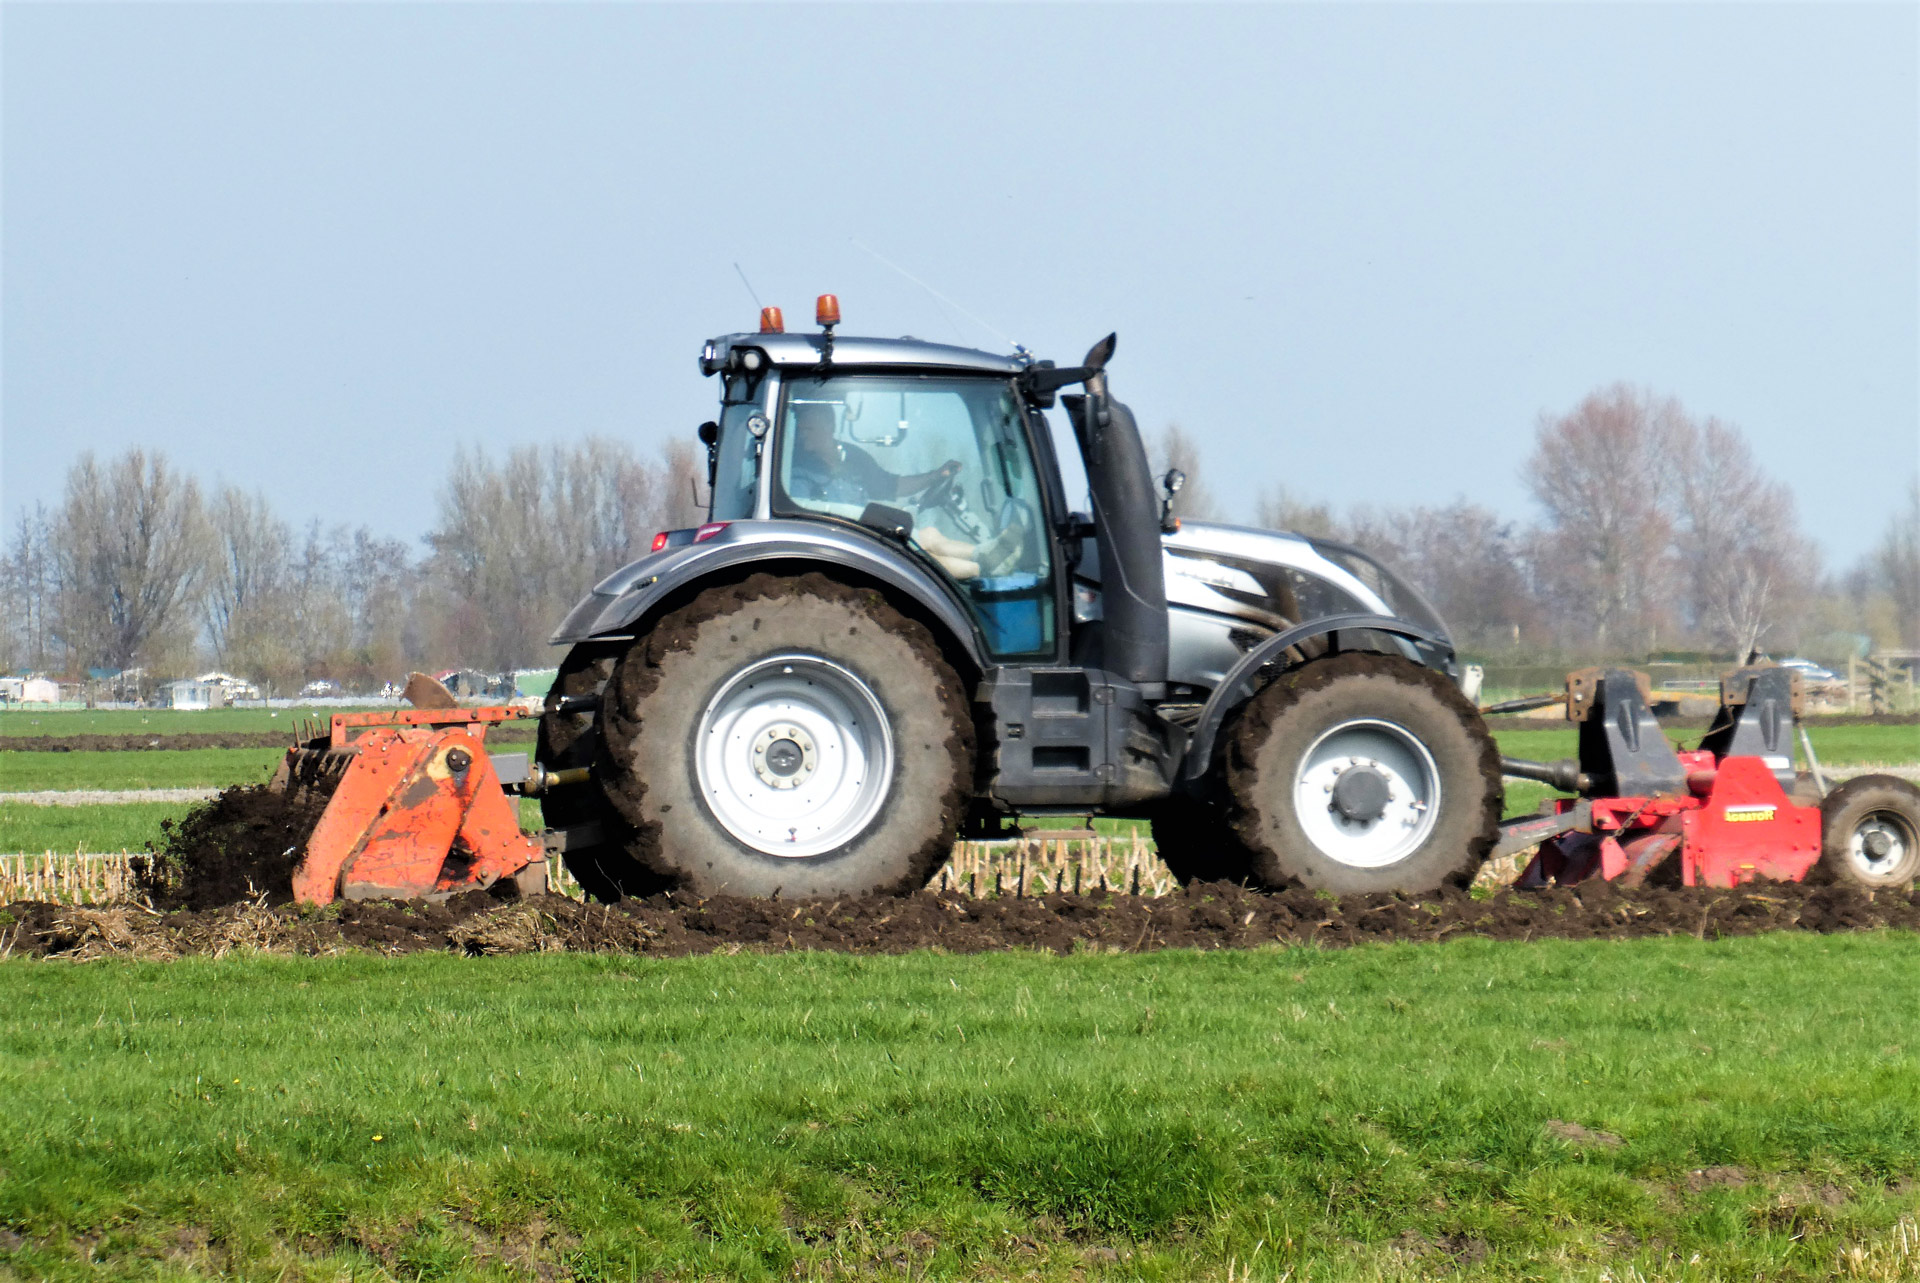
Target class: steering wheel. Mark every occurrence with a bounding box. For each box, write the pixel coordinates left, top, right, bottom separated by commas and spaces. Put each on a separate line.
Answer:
913, 463, 982, 538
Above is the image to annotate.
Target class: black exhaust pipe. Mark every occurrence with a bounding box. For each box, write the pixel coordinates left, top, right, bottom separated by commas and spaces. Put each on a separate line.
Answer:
1065, 365, 1167, 698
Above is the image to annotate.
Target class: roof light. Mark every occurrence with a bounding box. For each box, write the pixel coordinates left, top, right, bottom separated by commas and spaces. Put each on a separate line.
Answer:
694, 522, 730, 543
759, 307, 785, 334
650, 531, 670, 553
816, 294, 840, 328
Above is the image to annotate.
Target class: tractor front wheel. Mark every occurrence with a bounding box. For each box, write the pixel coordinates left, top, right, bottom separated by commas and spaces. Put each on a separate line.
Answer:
596, 572, 974, 898
1224, 652, 1502, 894
1819, 774, 1920, 889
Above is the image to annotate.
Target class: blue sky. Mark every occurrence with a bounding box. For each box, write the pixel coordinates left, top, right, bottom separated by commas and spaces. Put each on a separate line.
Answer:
3, 3, 1914, 566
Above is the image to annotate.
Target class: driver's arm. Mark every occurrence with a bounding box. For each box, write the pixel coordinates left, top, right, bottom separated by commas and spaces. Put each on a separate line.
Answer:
842, 445, 961, 501
892, 459, 963, 497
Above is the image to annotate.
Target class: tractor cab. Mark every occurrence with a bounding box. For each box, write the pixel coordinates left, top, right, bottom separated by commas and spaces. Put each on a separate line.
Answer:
697, 318, 1071, 666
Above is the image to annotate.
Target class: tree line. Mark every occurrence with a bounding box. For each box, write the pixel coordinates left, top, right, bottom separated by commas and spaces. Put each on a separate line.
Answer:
1, 440, 702, 693
3, 384, 1914, 692
1160, 383, 1915, 660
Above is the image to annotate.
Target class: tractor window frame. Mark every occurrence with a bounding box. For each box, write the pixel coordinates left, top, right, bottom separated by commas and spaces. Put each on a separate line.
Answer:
709, 369, 779, 522
768, 370, 1071, 664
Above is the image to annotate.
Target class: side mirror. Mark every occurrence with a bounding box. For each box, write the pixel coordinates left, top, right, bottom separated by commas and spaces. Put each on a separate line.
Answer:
1160, 468, 1186, 533
697, 421, 718, 446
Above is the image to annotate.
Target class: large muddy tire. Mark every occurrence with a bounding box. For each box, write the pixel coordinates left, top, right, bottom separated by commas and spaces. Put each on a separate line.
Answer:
1819, 774, 1920, 889
537, 644, 665, 902
598, 572, 974, 898
1150, 800, 1255, 885
1225, 652, 1501, 893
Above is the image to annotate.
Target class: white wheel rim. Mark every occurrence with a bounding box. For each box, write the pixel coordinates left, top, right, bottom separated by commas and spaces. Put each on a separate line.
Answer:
695, 654, 893, 858
1848, 811, 1915, 880
1293, 718, 1442, 869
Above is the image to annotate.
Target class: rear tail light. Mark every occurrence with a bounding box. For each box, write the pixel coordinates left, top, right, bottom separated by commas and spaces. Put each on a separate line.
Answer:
694, 522, 730, 543
650, 531, 670, 552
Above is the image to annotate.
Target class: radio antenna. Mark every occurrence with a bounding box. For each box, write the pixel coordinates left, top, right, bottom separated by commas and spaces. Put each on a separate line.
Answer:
851, 238, 1021, 354
732, 262, 763, 309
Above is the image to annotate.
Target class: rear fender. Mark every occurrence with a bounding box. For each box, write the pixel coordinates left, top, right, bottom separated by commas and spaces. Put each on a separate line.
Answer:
1181, 612, 1453, 782
549, 520, 987, 677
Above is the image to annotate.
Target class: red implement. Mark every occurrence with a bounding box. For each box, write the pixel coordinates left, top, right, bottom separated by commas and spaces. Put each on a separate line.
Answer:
273, 706, 547, 905
1521, 750, 1822, 889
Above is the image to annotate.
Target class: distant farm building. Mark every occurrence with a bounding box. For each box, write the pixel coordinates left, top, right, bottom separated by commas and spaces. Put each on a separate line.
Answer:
161, 678, 230, 710
0, 677, 60, 705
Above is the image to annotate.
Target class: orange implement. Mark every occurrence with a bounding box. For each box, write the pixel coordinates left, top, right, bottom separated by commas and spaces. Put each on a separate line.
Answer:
273, 706, 547, 905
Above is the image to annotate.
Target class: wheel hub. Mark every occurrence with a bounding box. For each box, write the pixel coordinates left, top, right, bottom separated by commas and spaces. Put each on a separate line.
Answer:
1331, 766, 1391, 822
751, 725, 816, 788
694, 655, 894, 859
1293, 720, 1442, 869
1850, 814, 1911, 877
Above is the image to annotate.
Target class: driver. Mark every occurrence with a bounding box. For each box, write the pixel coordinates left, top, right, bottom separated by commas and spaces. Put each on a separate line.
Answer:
788, 404, 959, 507
786, 403, 1026, 580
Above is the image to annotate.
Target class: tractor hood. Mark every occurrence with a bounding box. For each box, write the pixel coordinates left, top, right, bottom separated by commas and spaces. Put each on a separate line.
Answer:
1160, 522, 1451, 642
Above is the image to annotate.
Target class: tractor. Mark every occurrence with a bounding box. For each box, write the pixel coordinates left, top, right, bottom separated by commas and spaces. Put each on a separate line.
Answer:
533, 298, 1504, 900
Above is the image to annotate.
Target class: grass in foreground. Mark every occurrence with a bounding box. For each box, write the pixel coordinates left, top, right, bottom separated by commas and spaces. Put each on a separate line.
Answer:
1, 934, 1917, 1280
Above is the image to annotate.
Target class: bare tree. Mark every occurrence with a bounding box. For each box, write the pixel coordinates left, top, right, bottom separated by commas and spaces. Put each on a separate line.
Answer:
1669, 416, 1817, 658
1344, 501, 1539, 652
1523, 385, 1684, 652
204, 486, 291, 662
0, 506, 58, 673
51, 450, 210, 673
1872, 478, 1920, 648
426, 437, 700, 670
1149, 425, 1224, 522
1252, 485, 1339, 538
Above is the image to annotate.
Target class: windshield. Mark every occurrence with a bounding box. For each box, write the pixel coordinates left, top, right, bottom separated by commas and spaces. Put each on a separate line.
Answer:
773, 374, 1055, 658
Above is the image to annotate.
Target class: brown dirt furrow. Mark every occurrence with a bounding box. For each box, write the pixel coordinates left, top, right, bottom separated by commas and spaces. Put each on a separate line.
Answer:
4, 877, 1917, 961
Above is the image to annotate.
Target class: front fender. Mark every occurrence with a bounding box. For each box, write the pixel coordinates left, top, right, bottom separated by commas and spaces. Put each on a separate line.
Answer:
1181, 612, 1453, 781
548, 520, 987, 675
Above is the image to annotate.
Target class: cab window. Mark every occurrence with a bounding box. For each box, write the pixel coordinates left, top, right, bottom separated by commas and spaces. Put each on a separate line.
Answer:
774, 374, 1055, 659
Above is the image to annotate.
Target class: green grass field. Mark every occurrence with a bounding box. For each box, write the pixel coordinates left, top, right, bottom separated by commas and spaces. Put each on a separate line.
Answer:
0, 802, 196, 854
0, 708, 384, 736
0, 748, 287, 791
1, 935, 1916, 1279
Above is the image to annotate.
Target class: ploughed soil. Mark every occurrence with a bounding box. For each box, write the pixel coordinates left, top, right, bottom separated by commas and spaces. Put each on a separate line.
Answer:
4, 782, 1916, 961
134, 785, 330, 911
6, 879, 1919, 962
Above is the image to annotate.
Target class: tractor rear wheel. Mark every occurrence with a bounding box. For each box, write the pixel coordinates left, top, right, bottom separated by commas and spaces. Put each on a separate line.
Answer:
1224, 652, 1502, 894
1819, 774, 1920, 889
597, 572, 974, 898
538, 643, 666, 901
